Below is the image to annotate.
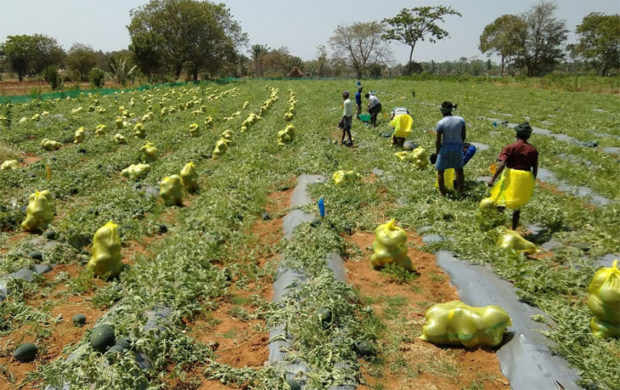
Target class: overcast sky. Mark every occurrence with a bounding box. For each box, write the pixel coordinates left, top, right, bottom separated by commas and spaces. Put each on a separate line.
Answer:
1, 0, 618, 65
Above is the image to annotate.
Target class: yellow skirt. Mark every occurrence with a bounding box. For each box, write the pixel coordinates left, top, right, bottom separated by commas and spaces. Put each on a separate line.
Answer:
489, 168, 535, 209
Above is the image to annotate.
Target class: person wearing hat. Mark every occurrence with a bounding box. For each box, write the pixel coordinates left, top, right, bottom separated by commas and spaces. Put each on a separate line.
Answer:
435, 101, 466, 196
355, 87, 363, 119
338, 91, 354, 146
487, 121, 538, 229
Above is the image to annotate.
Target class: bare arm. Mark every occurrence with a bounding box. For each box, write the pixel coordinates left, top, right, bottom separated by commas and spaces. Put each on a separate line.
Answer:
532, 160, 538, 179
435, 131, 442, 154
487, 160, 506, 187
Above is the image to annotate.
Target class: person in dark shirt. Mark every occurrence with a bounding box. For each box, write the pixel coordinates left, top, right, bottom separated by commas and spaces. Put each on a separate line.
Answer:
355, 87, 363, 119
488, 122, 538, 229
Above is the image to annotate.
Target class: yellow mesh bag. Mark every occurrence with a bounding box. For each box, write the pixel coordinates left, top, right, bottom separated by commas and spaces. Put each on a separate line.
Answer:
121, 164, 150, 181
331, 170, 361, 185
495, 227, 537, 254
160, 175, 184, 206
180, 162, 199, 193
434, 168, 456, 192
87, 221, 123, 278
370, 219, 413, 271
21, 190, 54, 232
587, 260, 620, 338
421, 300, 511, 348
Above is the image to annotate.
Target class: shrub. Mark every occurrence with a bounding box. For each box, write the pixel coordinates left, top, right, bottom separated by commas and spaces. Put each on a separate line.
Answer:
89, 68, 106, 89
42, 65, 62, 90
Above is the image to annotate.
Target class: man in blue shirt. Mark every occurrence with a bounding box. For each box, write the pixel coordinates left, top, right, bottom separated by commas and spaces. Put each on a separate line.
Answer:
435, 101, 466, 196
355, 87, 363, 119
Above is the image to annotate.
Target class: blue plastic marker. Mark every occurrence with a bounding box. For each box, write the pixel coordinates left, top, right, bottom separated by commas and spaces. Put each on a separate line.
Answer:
318, 198, 325, 217
493, 122, 498, 127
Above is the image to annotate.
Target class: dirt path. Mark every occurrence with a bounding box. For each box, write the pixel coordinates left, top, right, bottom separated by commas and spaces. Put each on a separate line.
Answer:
345, 231, 509, 390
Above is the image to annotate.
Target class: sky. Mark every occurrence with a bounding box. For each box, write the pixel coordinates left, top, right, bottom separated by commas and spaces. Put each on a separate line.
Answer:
1, 0, 619, 65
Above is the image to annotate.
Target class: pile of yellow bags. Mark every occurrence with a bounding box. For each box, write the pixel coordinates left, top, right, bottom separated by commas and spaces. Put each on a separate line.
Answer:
87, 221, 123, 278
370, 219, 413, 271
160, 175, 184, 206
495, 227, 537, 254
394, 147, 428, 169
21, 190, 54, 232
331, 170, 361, 185
421, 301, 511, 347
587, 260, 620, 338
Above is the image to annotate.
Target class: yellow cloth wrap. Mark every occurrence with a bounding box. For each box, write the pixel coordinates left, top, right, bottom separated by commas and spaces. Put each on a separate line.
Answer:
121, 164, 150, 181
331, 170, 360, 185
390, 114, 413, 138
587, 260, 620, 338
370, 219, 413, 271
160, 175, 184, 206
87, 221, 123, 278
421, 300, 511, 348
495, 227, 537, 254
21, 190, 54, 232
488, 168, 535, 209
180, 162, 199, 193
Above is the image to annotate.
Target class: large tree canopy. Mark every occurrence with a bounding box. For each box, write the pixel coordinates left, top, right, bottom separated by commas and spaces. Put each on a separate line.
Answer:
128, 0, 247, 80
1, 34, 64, 81
65, 43, 97, 81
479, 14, 527, 76
570, 12, 620, 76
329, 21, 391, 79
382, 6, 461, 74
515, 1, 567, 76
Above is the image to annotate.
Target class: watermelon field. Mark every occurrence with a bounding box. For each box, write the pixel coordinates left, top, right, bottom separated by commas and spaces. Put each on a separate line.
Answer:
0, 78, 618, 389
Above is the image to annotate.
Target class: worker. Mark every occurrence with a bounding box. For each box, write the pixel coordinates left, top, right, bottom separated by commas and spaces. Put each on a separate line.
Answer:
390, 107, 412, 148
435, 101, 466, 196
365, 92, 382, 127
338, 91, 354, 146
355, 87, 363, 119
487, 122, 538, 230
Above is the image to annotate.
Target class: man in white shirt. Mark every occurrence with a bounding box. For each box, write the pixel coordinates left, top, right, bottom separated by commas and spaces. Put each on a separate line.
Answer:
339, 91, 354, 145
365, 92, 382, 127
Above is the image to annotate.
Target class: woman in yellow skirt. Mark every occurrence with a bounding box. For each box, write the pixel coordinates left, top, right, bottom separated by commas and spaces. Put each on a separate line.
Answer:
487, 122, 538, 230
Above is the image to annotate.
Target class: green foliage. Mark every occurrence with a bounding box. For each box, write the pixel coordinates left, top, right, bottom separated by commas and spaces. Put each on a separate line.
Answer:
1, 34, 64, 81
128, 0, 248, 80
570, 13, 620, 76
42, 65, 61, 90
382, 6, 462, 74
329, 22, 390, 79
88, 67, 106, 89
479, 14, 527, 76
65, 43, 97, 81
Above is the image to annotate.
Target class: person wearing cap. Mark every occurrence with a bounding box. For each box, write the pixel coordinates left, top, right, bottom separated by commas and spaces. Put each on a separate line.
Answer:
487, 121, 538, 230
435, 101, 466, 196
365, 92, 382, 127
355, 87, 363, 119
338, 91, 354, 145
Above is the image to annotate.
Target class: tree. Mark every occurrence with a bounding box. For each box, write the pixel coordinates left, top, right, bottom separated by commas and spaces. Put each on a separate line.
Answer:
329, 22, 391, 79
569, 13, 619, 76
515, 1, 567, 77
382, 6, 461, 74
106, 57, 137, 86
316, 45, 328, 77
1, 34, 64, 81
479, 14, 527, 76
250, 44, 270, 76
65, 43, 97, 81
128, 0, 247, 80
